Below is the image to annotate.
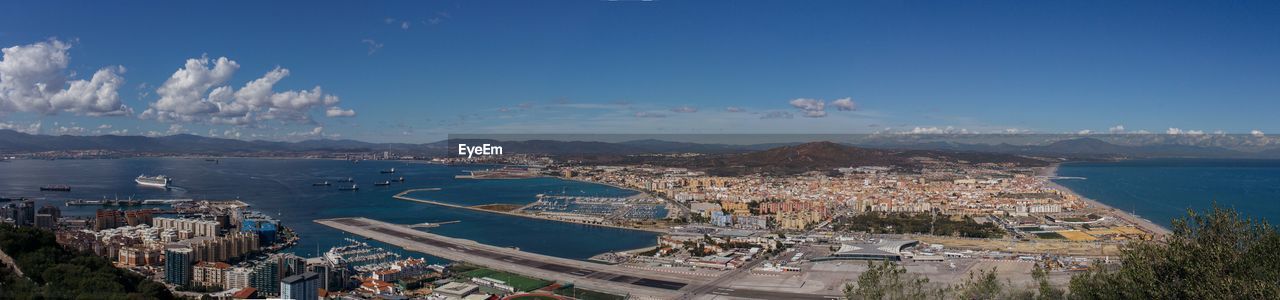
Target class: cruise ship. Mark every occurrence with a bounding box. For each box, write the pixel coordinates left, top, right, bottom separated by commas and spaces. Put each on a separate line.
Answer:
135, 174, 172, 188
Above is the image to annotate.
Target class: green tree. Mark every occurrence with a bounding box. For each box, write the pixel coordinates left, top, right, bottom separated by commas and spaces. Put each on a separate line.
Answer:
1068, 205, 1280, 299
844, 260, 940, 300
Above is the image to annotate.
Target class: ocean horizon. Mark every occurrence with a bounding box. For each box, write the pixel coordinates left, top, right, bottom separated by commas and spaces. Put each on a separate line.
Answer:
1052, 158, 1280, 230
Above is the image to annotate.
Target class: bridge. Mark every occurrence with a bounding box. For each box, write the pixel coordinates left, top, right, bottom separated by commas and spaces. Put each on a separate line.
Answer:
316, 217, 836, 299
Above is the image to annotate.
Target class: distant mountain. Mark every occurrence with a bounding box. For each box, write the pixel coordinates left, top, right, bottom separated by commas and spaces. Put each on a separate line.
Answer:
872, 137, 1260, 159
3, 130, 1276, 160
568, 141, 1051, 176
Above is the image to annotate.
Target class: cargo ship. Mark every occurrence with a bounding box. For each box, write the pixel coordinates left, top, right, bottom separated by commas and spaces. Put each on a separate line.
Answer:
373, 181, 391, 186
312, 181, 331, 186
40, 185, 72, 191
339, 184, 360, 191
380, 168, 396, 174
135, 174, 172, 188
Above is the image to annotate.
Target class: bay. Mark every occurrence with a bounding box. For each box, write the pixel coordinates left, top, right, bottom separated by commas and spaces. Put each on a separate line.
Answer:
0, 158, 658, 260
1053, 159, 1280, 229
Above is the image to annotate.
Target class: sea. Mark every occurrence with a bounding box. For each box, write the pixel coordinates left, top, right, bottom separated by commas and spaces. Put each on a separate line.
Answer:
0, 158, 657, 261
1053, 159, 1280, 229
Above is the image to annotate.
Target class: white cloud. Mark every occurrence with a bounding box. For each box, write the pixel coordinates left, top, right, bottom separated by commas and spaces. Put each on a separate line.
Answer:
97, 124, 112, 129
166, 124, 184, 135
1169, 128, 1205, 135
56, 126, 86, 135
0, 39, 130, 116
1077, 129, 1093, 135
0, 121, 41, 134
831, 97, 856, 111
325, 107, 356, 117
1252, 130, 1265, 137
401, 21, 411, 30
670, 106, 697, 113
1109, 125, 1125, 133
788, 98, 826, 118
634, 111, 666, 118
904, 126, 972, 134
361, 39, 384, 55
140, 56, 353, 125
725, 106, 744, 113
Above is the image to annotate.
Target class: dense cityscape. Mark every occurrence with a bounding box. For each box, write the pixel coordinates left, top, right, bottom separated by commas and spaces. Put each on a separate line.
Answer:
0, 143, 1185, 299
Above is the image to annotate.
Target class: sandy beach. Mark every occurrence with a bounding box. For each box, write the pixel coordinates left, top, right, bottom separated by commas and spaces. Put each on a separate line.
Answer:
1040, 163, 1172, 237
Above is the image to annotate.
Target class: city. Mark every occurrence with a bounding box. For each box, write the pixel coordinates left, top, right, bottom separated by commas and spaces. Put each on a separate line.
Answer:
3, 1, 1280, 299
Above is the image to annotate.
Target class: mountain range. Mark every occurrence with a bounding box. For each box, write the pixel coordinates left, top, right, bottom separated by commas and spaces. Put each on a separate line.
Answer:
2, 129, 1279, 160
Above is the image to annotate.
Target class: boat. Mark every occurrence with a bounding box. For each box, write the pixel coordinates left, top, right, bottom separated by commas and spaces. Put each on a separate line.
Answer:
380, 168, 396, 174
395, 176, 405, 182
374, 181, 391, 186
339, 184, 360, 191
338, 177, 354, 182
135, 174, 172, 188
312, 181, 331, 186
40, 185, 71, 191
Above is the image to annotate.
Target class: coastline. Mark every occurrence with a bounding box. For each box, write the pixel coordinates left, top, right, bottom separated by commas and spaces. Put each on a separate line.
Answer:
1041, 163, 1172, 236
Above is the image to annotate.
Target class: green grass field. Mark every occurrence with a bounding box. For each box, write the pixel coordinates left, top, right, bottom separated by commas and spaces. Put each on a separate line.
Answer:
1035, 232, 1066, 239
460, 268, 552, 292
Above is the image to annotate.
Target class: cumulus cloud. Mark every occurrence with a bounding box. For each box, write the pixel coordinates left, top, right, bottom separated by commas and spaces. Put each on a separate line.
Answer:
788, 98, 826, 118
0, 39, 131, 116
725, 106, 744, 113
0, 121, 41, 134
670, 106, 697, 113
831, 97, 856, 111
1077, 129, 1093, 135
1109, 125, 1125, 134
1166, 127, 1205, 135
325, 107, 356, 117
1253, 130, 1265, 137
97, 124, 112, 129
140, 56, 354, 125
634, 111, 666, 118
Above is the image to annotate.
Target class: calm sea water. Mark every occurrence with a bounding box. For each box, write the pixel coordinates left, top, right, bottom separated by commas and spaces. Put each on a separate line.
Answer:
0, 158, 657, 261
1054, 159, 1280, 229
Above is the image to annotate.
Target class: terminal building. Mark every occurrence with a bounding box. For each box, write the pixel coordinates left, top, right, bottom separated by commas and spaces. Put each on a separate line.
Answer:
812, 239, 918, 261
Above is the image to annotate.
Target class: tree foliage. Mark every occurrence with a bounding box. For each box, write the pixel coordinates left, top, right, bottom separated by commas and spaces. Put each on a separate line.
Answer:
1068, 205, 1280, 299
0, 224, 174, 299
832, 212, 1005, 238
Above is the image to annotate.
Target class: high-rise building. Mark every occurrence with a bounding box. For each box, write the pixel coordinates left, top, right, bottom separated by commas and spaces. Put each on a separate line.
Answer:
0, 200, 36, 227
251, 258, 281, 296
192, 261, 232, 289
240, 217, 279, 245
34, 205, 60, 230
280, 271, 320, 300
153, 217, 221, 238
164, 247, 194, 287
224, 267, 254, 290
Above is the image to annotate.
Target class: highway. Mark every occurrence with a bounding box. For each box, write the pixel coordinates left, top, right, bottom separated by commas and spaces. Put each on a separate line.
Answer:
316, 217, 839, 299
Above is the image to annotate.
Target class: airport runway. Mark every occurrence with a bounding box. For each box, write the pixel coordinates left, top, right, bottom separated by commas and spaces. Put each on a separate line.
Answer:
316, 217, 839, 299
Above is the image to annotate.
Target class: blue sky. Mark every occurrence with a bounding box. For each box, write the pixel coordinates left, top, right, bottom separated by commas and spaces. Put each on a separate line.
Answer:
1, 0, 1277, 142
